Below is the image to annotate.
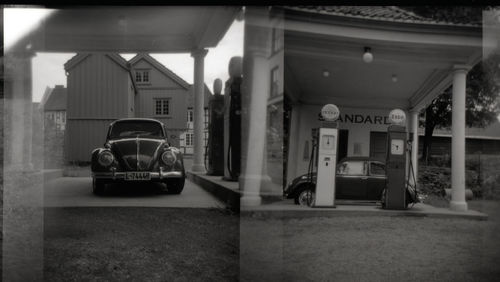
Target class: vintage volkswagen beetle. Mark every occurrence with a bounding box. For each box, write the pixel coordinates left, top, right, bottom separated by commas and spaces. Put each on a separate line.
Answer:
91, 118, 185, 195
284, 157, 416, 207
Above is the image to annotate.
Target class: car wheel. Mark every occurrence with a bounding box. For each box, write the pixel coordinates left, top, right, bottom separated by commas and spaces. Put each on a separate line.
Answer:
92, 179, 106, 195
166, 178, 185, 194
295, 188, 315, 207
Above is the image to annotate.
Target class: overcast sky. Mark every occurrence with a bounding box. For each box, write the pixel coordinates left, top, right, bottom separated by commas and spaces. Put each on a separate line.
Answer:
4, 8, 244, 102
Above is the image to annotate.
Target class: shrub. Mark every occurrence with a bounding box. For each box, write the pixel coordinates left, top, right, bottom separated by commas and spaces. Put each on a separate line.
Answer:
418, 166, 450, 197
481, 174, 500, 200
419, 154, 500, 200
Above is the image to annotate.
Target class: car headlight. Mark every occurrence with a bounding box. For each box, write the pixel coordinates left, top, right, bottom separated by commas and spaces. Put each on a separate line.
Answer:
98, 150, 114, 167
161, 150, 176, 165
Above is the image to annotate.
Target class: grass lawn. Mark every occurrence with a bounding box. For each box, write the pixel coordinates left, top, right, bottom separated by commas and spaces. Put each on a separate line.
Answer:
44, 207, 239, 281
240, 200, 500, 282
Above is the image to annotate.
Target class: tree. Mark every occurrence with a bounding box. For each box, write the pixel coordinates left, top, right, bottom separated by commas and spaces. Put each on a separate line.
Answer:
400, 6, 500, 162
420, 54, 500, 162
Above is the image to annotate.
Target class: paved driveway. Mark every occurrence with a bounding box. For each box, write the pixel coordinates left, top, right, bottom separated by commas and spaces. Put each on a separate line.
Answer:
44, 176, 223, 208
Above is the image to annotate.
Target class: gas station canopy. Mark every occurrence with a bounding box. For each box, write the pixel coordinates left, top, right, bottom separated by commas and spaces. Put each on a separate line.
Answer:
10, 6, 239, 53
284, 6, 483, 111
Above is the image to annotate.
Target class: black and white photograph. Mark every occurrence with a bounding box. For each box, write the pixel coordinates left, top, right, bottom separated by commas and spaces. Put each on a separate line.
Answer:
1, 5, 500, 281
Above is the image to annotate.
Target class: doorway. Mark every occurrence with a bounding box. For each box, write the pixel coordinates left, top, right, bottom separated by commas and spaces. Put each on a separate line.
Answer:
338, 129, 348, 162
370, 131, 387, 160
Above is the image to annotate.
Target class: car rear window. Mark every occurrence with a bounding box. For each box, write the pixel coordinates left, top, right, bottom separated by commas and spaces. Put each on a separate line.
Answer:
109, 121, 165, 139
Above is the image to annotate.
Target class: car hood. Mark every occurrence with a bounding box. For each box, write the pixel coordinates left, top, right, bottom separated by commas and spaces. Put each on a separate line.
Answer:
109, 138, 165, 171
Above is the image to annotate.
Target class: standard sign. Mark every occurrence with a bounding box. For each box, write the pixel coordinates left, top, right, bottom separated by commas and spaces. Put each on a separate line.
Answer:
388, 109, 406, 125
320, 104, 340, 121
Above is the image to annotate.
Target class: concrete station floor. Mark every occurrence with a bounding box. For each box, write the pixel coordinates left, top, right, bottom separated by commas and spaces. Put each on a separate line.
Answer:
188, 172, 488, 220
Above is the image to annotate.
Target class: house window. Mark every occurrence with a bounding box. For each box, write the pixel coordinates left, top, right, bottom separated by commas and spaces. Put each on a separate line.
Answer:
142, 71, 149, 82
135, 70, 150, 83
270, 67, 279, 98
271, 26, 283, 53
185, 133, 193, 146
155, 99, 170, 116
187, 109, 194, 122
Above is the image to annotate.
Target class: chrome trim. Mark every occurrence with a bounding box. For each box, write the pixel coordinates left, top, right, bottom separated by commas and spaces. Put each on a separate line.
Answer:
92, 171, 183, 180
136, 136, 140, 170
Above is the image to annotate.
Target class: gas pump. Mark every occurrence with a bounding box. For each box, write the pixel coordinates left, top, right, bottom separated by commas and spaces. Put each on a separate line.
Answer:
384, 109, 408, 210
313, 104, 340, 208
223, 57, 242, 181
206, 79, 224, 176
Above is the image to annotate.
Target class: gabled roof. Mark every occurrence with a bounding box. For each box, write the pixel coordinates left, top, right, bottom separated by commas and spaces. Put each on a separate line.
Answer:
284, 6, 481, 27
39, 86, 53, 109
64, 53, 129, 71
128, 53, 190, 90
42, 85, 67, 111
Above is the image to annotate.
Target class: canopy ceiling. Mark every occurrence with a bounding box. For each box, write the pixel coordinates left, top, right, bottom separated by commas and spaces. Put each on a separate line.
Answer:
9, 6, 239, 53
284, 7, 483, 111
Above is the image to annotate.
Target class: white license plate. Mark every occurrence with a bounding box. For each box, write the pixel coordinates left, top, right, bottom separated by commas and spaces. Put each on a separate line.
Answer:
125, 172, 151, 181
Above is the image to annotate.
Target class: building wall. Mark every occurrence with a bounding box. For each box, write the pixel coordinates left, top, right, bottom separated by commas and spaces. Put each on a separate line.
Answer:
132, 58, 190, 150
135, 88, 188, 129
287, 105, 395, 184
66, 54, 132, 162
67, 54, 131, 119
65, 119, 115, 163
133, 59, 184, 88
44, 110, 66, 130
264, 16, 284, 187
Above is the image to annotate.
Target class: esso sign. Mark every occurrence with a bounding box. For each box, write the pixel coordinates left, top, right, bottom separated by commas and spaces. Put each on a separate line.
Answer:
388, 109, 406, 125
321, 104, 340, 121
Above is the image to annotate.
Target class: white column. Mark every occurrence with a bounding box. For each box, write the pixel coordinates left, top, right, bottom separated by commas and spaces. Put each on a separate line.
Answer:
190, 49, 208, 173
240, 7, 271, 207
410, 110, 419, 188
3, 50, 43, 281
450, 65, 469, 212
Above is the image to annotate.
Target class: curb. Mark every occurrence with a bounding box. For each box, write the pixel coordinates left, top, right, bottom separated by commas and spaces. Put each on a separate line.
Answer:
186, 172, 240, 212
240, 204, 488, 221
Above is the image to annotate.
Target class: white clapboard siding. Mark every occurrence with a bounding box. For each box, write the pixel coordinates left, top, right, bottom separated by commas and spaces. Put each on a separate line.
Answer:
66, 54, 133, 162
65, 119, 115, 163
67, 54, 130, 119
136, 88, 188, 129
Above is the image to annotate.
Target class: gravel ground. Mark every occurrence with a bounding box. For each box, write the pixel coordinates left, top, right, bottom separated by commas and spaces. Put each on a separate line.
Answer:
44, 207, 239, 281
240, 200, 500, 282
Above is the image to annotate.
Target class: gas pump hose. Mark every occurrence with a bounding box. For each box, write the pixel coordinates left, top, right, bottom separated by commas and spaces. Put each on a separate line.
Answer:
204, 137, 209, 173
306, 140, 317, 206
407, 142, 418, 208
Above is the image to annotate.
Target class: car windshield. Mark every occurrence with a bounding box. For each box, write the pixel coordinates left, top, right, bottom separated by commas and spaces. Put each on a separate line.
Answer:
108, 121, 165, 139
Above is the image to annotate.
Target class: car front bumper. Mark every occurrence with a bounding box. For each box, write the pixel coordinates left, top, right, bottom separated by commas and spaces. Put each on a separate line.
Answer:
92, 169, 183, 181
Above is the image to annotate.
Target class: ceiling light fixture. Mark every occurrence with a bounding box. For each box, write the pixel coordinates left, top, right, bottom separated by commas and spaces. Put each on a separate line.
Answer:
363, 47, 373, 63
322, 70, 330, 77
392, 74, 398, 82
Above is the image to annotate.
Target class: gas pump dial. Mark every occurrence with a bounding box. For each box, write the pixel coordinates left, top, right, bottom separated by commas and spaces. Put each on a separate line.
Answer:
390, 139, 404, 155
322, 135, 336, 150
